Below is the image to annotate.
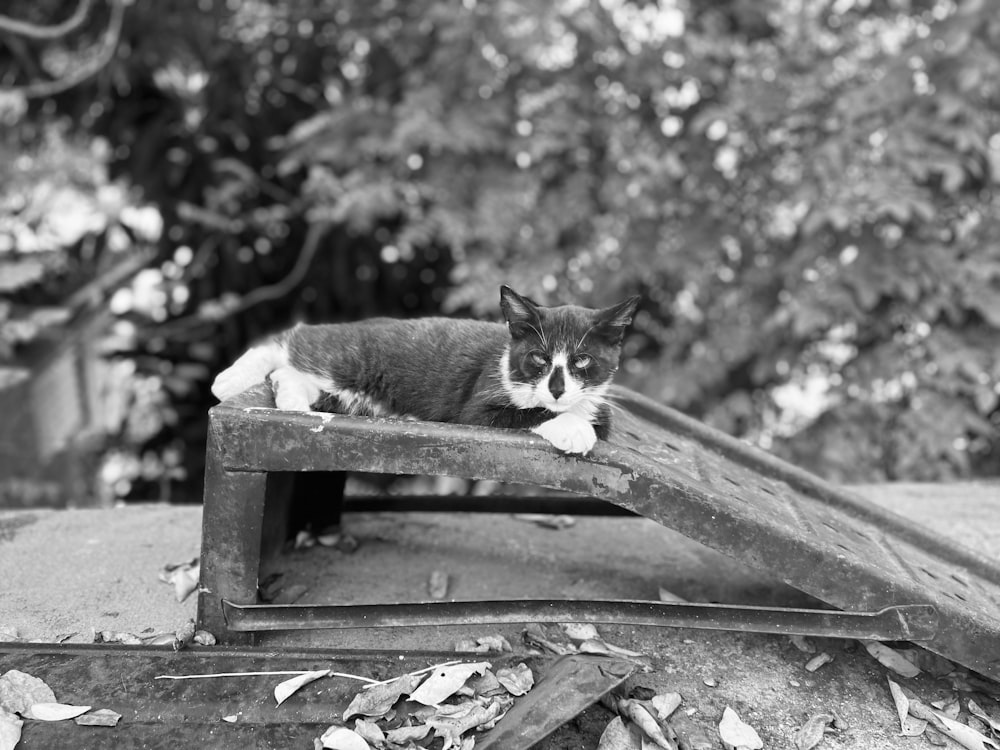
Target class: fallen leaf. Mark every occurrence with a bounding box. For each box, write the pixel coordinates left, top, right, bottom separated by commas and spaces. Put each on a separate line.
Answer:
75, 708, 122, 727
579, 639, 647, 659
275, 669, 330, 706
931, 695, 960, 720
343, 673, 424, 719
495, 663, 533, 696
618, 698, 676, 749
862, 642, 920, 678
319, 726, 371, 750
159, 558, 200, 602
465, 670, 503, 698
789, 635, 816, 654
522, 623, 576, 655
0, 708, 22, 750
887, 678, 927, 736
804, 653, 833, 672
794, 713, 835, 750
25, 703, 92, 721
425, 697, 503, 750
353, 718, 385, 745
934, 713, 1000, 750
385, 724, 431, 743
428, 570, 449, 599
193, 630, 216, 646
719, 706, 763, 750
657, 588, 688, 603
408, 662, 491, 706
969, 700, 1000, 733
598, 716, 643, 749
651, 693, 682, 721
455, 635, 512, 654
562, 623, 601, 642
514, 513, 575, 529
0, 670, 56, 714
95, 631, 143, 646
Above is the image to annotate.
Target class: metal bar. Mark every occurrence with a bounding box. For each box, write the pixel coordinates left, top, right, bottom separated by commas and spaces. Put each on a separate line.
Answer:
222, 599, 938, 641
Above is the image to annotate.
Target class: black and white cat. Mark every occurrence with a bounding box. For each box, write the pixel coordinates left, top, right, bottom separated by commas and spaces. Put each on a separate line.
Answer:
212, 285, 640, 455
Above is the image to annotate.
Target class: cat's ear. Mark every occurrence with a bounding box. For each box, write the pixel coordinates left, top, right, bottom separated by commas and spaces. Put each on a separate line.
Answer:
593, 295, 641, 342
500, 285, 543, 337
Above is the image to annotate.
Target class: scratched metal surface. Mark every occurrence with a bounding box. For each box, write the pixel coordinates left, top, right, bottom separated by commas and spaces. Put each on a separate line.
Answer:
202, 383, 1000, 681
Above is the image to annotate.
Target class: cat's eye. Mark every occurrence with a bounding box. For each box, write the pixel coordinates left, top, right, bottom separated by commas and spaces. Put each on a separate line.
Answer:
572, 354, 593, 370
527, 351, 548, 367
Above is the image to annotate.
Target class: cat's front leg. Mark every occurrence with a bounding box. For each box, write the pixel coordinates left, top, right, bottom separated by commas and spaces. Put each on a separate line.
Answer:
270, 366, 321, 411
531, 412, 598, 455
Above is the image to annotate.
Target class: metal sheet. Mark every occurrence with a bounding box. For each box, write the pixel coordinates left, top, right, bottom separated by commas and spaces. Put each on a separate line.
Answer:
199, 383, 1000, 680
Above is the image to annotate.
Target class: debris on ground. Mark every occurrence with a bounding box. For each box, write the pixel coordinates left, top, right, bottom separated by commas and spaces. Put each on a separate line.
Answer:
0, 668, 122, 749
158, 558, 200, 603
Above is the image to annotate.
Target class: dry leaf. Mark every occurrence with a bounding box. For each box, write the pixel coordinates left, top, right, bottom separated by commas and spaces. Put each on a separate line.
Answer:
934, 713, 1000, 750
523, 623, 576, 655
789, 635, 817, 654
344, 673, 424, 720
598, 716, 643, 749
969, 700, 1000, 733
26, 702, 92, 721
862, 642, 920, 678
319, 726, 371, 750
657, 588, 688, 603
651, 693, 682, 721
0, 670, 57, 714
385, 724, 431, 743
562, 623, 601, 642
804, 653, 833, 672
931, 696, 960, 720
74, 708, 122, 727
579, 639, 646, 659
193, 630, 216, 646
425, 698, 503, 750
719, 706, 763, 750
408, 662, 491, 707
353, 718, 385, 745
0, 708, 22, 750
455, 634, 512, 654
887, 678, 928, 736
495, 663, 533, 696
794, 713, 835, 750
274, 669, 330, 706
618, 698, 675, 750
428, 570, 449, 600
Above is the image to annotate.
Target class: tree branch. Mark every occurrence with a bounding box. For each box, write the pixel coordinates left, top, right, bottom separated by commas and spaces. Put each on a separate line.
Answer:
0, 0, 92, 40
1, 0, 124, 100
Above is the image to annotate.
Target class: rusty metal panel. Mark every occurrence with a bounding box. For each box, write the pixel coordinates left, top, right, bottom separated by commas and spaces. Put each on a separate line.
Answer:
199, 383, 1000, 681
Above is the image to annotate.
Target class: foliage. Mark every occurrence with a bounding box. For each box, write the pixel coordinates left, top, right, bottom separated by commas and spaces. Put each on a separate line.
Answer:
1, 0, 998, 499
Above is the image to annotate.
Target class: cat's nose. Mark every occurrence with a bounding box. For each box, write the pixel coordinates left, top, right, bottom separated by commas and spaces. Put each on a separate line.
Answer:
548, 368, 565, 400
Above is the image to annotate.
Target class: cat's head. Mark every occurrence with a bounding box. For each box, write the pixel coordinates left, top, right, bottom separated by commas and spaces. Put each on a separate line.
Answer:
499, 285, 640, 418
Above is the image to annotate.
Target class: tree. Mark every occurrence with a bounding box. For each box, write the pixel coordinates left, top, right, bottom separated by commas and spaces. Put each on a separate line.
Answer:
1, 0, 997, 502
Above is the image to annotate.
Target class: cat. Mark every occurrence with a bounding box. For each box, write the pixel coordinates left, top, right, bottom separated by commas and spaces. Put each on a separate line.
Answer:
211, 285, 640, 455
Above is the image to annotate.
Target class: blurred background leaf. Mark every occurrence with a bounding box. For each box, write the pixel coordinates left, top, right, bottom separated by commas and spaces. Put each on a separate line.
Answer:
1, 0, 998, 505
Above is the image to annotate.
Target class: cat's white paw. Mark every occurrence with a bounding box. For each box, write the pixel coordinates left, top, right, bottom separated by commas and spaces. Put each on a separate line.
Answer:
531, 412, 598, 455
271, 366, 320, 411
212, 343, 284, 401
